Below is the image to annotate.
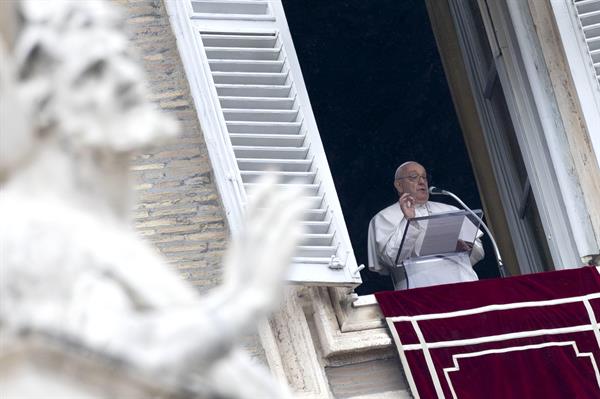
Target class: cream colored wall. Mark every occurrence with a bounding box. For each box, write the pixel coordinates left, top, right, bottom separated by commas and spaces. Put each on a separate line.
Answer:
0, 2, 17, 50
527, 0, 600, 259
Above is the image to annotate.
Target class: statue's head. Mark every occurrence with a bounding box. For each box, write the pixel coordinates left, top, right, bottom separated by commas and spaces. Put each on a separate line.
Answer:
2, 0, 178, 174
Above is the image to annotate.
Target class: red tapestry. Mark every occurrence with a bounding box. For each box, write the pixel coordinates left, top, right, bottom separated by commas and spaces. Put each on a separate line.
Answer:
374, 266, 600, 399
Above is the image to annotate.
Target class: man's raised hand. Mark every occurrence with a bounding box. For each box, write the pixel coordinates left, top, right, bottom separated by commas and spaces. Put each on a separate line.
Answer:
399, 193, 416, 219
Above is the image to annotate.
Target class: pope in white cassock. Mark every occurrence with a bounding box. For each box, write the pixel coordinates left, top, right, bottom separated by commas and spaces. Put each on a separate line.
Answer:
368, 161, 484, 290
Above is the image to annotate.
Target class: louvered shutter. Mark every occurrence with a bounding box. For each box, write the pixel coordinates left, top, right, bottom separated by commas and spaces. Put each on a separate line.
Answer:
550, 0, 600, 158
573, 0, 600, 83
165, 0, 362, 286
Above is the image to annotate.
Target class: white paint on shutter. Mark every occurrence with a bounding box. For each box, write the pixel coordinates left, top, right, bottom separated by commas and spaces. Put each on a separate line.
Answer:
190, 0, 274, 21
550, 0, 600, 164
573, 0, 600, 83
165, 0, 362, 286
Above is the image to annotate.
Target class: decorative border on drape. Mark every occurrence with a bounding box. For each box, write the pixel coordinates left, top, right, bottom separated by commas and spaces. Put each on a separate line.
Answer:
377, 267, 600, 399
441, 341, 599, 399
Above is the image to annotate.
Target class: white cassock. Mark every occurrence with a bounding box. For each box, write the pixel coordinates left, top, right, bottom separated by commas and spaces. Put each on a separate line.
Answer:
367, 201, 483, 290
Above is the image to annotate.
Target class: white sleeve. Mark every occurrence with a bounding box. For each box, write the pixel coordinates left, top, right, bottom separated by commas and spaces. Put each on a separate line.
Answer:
470, 230, 485, 265
368, 214, 422, 275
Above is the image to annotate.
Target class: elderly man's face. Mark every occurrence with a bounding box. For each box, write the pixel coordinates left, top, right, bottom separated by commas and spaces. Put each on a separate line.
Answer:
394, 163, 429, 204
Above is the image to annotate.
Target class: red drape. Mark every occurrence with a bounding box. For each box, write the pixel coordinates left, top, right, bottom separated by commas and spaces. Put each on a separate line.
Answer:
375, 266, 600, 399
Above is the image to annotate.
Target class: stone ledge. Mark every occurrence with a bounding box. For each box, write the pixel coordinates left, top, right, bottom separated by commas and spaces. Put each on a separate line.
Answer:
0, 335, 190, 399
309, 288, 394, 367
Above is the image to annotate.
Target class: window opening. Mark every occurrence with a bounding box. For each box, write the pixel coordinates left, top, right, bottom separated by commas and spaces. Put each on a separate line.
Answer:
282, 0, 499, 294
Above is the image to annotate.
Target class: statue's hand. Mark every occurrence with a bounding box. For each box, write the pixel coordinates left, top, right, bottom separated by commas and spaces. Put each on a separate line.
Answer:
221, 176, 307, 313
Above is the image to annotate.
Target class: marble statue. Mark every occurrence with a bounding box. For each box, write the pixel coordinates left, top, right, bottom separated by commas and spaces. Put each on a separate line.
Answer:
0, 1, 305, 397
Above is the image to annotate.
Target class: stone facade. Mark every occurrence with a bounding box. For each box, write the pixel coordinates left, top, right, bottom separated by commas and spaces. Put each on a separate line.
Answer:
118, 0, 227, 293
118, 0, 271, 366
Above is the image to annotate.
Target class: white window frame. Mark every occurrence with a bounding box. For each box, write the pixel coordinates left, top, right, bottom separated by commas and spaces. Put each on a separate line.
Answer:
498, 0, 597, 264
449, 0, 595, 269
449, 0, 549, 274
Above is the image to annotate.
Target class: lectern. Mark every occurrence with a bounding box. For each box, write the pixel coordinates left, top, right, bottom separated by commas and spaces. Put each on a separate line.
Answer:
391, 209, 483, 290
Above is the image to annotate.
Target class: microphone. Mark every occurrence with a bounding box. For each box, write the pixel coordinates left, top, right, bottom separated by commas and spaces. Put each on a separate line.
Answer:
428, 186, 446, 195
428, 186, 507, 278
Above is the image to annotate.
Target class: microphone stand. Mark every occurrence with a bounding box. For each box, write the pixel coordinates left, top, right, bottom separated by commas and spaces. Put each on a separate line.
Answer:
430, 187, 507, 278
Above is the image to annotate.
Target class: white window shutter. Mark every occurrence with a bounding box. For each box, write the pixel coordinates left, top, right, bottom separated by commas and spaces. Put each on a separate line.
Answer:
550, 0, 600, 160
572, 0, 600, 83
165, 0, 362, 286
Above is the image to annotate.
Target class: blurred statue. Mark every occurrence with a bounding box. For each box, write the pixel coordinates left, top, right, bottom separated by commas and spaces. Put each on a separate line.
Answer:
0, 1, 304, 397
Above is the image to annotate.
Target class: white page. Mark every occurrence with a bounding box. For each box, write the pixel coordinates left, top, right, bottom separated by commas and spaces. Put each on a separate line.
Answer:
459, 217, 478, 244
416, 214, 464, 256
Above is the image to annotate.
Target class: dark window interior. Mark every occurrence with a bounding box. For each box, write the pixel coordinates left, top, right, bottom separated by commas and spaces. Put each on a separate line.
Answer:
282, 0, 500, 294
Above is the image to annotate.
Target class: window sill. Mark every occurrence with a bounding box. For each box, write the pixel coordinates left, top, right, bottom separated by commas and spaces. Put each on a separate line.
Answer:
310, 287, 394, 365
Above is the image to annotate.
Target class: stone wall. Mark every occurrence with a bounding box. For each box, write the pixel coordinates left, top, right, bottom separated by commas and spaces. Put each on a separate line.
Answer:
117, 0, 227, 294
325, 358, 409, 399
116, 0, 268, 365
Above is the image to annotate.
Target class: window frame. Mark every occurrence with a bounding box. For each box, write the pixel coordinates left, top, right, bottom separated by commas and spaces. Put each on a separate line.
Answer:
450, 0, 595, 269
491, 0, 597, 264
